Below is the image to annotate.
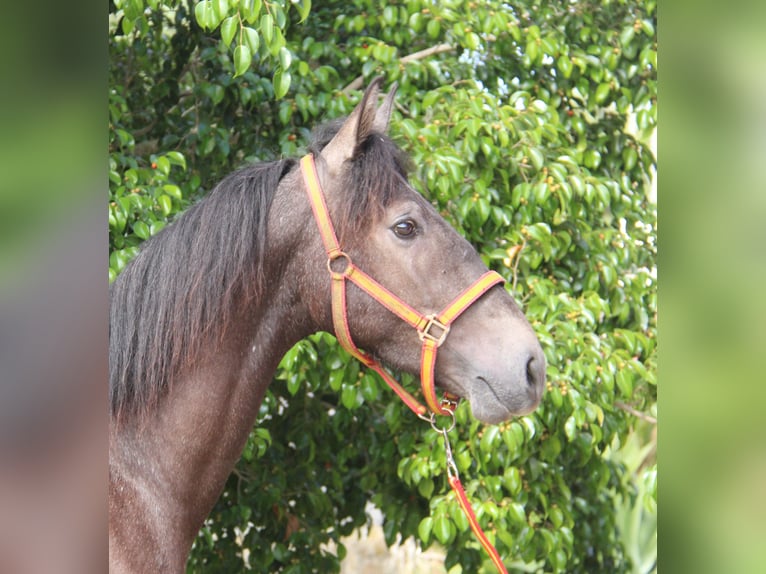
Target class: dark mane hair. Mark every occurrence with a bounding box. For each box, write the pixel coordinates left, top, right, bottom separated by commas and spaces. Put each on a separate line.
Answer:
109, 120, 413, 419
109, 159, 294, 417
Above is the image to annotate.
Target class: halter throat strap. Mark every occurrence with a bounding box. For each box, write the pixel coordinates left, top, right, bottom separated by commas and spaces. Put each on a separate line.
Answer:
300, 154, 504, 416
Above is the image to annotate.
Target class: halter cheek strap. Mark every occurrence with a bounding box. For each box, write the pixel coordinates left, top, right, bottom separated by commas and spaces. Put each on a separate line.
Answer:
300, 154, 503, 417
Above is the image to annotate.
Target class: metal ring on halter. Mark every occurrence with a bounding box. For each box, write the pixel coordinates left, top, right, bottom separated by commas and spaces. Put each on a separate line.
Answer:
418, 408, 456, 434
326, 251, 353, 278
419, 410, 459, 478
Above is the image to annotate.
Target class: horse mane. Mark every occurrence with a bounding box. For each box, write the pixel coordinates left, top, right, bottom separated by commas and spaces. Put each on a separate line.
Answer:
109, 159, 294, 418
110, 121, 413, 419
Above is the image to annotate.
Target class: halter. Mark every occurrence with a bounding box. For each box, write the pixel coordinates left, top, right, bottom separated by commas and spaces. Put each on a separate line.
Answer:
300, 153, 511, 574
300, 154, 504, 417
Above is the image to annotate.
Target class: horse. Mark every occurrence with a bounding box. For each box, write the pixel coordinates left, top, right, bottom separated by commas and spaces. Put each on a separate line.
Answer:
109, 78, 546, 573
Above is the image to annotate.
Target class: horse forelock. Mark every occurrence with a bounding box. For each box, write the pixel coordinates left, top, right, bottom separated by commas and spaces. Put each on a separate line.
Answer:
308, 119, 415, 240
109, 159, 295, 420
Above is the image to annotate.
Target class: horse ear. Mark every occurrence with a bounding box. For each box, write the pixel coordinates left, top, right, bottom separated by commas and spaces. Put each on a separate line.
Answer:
320, 77, 384, 172
373, 82, 398, 134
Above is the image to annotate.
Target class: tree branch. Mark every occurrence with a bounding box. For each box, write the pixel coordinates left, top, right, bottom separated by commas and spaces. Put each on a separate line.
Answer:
342, 43, 455, 94
614, 401, 657, 425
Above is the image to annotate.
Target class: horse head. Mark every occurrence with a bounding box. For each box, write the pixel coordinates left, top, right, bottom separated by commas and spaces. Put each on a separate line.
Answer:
296, 79, 545, 423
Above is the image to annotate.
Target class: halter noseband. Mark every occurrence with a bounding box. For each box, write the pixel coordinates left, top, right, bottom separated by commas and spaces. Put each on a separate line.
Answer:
300, 154, 504, 417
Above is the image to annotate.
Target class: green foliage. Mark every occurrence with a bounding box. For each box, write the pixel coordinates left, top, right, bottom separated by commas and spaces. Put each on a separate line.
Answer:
109, 0, 657, 572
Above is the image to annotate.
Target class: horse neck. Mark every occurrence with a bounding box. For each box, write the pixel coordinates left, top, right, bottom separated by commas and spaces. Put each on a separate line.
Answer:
110, 266, 316, 568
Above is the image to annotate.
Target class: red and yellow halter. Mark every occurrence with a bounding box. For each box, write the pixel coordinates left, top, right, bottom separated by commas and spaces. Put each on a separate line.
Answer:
300, 153, 512, 574
300, 154, 504, 417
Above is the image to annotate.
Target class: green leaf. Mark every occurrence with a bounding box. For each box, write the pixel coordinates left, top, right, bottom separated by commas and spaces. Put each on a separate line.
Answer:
504, 466, 522, 495
341, 384, 361, 410
636, 109, 652, 130
273, 68, 291, 99
278, 46, 292, 70
328, 368, 344, 392
261, 13, 274, 46
426, 19, 440, 39
465, 32, 480, 50
496, 528, 515, 551
286, 374, 302, 395
620, 26, 635, 48
382, 5, 396, 25
149, 220, 165, 235
212, 0, 228, 25
557, 55, 573, 78
359, 372, 379, 402
594, 82, 611, 104
503, 422, 525, 452
162, 184, 182, 200
622, 146, 638, 171
561, 415, 576, 444
165, 151, 186, 169
480, 425, 500, 454
409, 12, 424, 32
526, 40, 538, 63
418, 516, 433, 544
267, 26, 284, 57
475, 197, 490, 224
221, 16, 238, 47
417, 478, 434, 499
294, 0, 311, 23
569, 174, 585, 195
194, 1, 210, 30
158, 194, 172, 216
507, 502, 526, 525
155, 155, 170, 176
233, 44, 252, 77
640, 19, 655, 36
132, 220, 150, 240
584, 149, 601, 169
209, 84, 224, 105
241, 0, 261, 24
242, 26, 260, 54
616, 368, 634, 398
278, 101, 293, 125
526, 222, 551, 243
433, 514, 455, 545
422, 90, 440, 110
528, 147, 544, 170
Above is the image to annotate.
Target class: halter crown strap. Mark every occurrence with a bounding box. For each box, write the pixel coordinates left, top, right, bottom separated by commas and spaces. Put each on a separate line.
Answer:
301, 154, 429, 415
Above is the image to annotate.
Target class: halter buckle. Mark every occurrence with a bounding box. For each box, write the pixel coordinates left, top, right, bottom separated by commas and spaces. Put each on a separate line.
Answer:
418, 314, 450, 347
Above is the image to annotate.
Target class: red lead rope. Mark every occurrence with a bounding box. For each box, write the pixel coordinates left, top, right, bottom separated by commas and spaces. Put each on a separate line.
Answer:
300, 154, 510, 573
451, 476, 509, 574
428, 412, 510, 574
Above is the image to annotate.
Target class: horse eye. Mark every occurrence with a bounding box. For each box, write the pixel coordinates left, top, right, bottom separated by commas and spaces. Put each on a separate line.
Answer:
392, 219, 417, 238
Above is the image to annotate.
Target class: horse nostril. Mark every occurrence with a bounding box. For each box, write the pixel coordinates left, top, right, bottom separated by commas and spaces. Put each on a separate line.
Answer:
526, 355, 545, 389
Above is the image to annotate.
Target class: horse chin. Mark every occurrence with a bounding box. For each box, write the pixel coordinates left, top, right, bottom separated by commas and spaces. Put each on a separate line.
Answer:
464, 377, 541, 425
468, 401, 512, 425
